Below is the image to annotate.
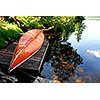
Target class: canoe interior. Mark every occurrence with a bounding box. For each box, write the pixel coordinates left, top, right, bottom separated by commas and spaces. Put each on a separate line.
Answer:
9, 29, 44, 72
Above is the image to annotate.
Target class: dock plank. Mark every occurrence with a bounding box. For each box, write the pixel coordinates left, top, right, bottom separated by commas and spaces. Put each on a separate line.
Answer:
0, 39, 49, 73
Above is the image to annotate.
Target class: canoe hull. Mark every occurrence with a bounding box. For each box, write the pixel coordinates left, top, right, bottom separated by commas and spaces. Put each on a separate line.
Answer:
9, 29, 44, 72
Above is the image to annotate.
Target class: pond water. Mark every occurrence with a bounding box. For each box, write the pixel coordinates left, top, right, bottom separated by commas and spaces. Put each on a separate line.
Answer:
41, 19, 100, 83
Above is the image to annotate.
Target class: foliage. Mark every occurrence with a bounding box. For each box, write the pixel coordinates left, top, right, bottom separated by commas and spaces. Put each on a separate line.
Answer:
0, 16, 85, 48
15, 16, 43, 29
40, 16, 85, 40
3, 16, 85, 35
0, 38, 6, 48
0, 20, 23, 48
0, 16, 85, 82
49, 40, 83, 82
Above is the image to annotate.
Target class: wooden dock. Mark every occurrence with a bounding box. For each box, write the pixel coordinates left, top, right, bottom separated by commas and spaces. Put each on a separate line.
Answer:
0, 39, 49, 81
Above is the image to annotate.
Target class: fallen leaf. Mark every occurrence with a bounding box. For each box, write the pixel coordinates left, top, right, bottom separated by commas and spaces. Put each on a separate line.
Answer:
75, 79, 82, 83
53, 80, 61, 83
62, 62, 74, 68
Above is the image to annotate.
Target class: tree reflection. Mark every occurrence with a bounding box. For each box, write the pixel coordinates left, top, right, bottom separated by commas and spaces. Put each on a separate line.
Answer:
49, 40, 83, 82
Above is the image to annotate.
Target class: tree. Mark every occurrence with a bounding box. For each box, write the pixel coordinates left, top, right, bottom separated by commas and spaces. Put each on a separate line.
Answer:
0, 16, 85, 48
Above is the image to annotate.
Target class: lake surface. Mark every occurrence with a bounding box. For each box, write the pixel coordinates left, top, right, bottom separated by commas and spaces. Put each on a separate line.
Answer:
41, 19, 100, 83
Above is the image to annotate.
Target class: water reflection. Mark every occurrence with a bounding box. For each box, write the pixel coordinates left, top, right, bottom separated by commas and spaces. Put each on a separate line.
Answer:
41, 40, 83, 83
41, 21, 86, 83
68, 19, 100, 82
75, 23, 85, 42
87, 49, 100, 58
41, 19, 100, 83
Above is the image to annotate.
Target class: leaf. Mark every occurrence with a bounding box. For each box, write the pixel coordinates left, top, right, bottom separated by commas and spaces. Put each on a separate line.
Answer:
53, 80, 61, 83
75, 79, 82, 83
61, 62, 74, 68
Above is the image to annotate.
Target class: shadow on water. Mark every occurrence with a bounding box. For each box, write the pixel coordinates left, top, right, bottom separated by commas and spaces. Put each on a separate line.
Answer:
41, 39, 84, 83
41, 19, 100, 83
41, 20, 100, 83
40, 21, 87, 83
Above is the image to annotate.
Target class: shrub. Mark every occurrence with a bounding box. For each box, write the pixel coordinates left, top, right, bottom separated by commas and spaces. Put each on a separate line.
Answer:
0, 20, 23, 48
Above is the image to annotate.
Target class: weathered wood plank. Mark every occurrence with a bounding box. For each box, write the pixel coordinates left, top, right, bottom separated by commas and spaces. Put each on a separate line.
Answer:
0, 39, 49, 73
20, 41, 49, 71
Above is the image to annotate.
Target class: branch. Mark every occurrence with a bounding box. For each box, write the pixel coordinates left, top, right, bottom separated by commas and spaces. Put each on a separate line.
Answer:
42, 26, 54, 31
19, 26, 54, 35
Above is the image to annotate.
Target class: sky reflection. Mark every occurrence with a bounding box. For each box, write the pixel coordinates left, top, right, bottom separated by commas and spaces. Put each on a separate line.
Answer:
68, 20, 100, 80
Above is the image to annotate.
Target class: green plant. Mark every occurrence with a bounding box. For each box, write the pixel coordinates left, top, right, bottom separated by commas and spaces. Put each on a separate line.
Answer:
0, 20, 23, 48
0, 16, 85, 48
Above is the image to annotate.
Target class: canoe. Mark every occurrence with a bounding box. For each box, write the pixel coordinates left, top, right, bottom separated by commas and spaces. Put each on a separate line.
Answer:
9, 29, 44, 72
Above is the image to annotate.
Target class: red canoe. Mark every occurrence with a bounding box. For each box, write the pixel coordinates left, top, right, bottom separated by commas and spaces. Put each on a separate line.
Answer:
9, 29, 44, 72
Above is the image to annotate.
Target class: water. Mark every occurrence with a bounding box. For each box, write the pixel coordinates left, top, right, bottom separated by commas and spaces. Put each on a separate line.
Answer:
41, 19, 100, 83
68, 20, 100, 75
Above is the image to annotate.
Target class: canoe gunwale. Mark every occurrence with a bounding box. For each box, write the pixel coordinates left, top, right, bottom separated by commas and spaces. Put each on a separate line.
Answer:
9, 46, 42, 72
9, 29, 44, 72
